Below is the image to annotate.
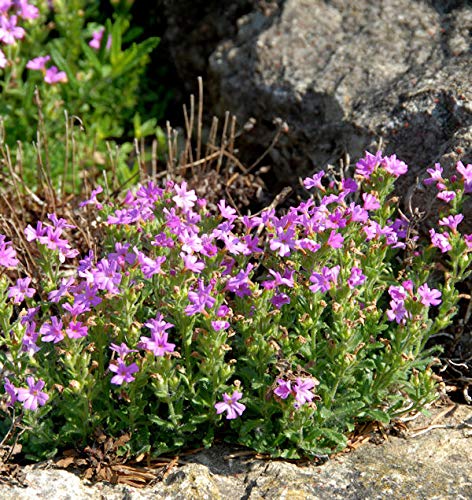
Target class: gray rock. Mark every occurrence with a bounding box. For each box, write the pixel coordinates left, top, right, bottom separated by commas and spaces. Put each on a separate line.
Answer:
1, 404, 471, 499
207, 0, 472, 225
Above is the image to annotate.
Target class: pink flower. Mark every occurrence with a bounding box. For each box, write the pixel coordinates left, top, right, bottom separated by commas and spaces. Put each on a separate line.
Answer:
439, 214, 463, 232
211, 320, 230, 331
110, 342, 137, 359
0, 15, 25, 45
423, 163, 444, 186
436, 190, 456, 203
274, 379, 292, 399
16, 0, 39, 20
417, 283, 442, 307
109, 360, 139, 385
215, 390, 246, 419
89, 27, 111, 51
362, 193, 380, 211
4, 377, 17, 406
8, 277, 35, 304
347, 267, 366, 288
44, 66, 68, 84
465, 234, 472, 249
327, 230, 344, 249
303, 170, 325, 190
293, 378, 318, 407
382, 154, 408, 177
79, 185, 103, 209
456, 161, 472, 193
16, 377, 49, 411
217, 199, 237, 221
172, 181, 197, 211
355, 151, 383, 179
65, 320, 88, 339
40, 316, 64, 343
430, 229, 452, 253
0, 234, 19, 267
26, 55, 51, 71
274, 378, 319, 408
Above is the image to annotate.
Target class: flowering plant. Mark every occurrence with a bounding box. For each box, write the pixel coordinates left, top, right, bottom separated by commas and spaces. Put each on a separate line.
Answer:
0, 151, 470, 460
0, 0, 162, 188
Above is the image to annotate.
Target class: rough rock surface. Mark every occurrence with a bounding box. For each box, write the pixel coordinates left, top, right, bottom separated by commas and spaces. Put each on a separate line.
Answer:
206, 0, 472, 223
1, 404, 471, 499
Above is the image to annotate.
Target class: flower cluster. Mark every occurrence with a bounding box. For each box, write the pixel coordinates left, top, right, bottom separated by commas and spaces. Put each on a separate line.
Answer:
0, 1, 60, 81
274, 377, 320, 409
0, 0, 38, 68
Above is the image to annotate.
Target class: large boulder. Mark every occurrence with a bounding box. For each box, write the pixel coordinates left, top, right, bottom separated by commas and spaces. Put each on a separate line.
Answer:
208, 0, 472, 223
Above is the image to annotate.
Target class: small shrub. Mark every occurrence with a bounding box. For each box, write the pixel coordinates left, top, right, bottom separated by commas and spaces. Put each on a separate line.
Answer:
0, 151, 470, 461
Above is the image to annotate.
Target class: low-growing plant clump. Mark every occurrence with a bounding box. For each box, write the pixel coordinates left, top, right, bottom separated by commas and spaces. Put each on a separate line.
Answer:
0, 0, 164, 189
0, 150, 470, 461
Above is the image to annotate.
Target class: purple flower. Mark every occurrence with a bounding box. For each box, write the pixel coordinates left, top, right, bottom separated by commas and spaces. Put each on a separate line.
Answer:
225, 264, 254, 298
362, 193, 380, 211
0, 15, 25, 45
16, 0, 39, 20
423, 163, 444, 186
44, 66, 67, 84
16, 377, 49, 411
217, 199, 237, 221
109, 360, 139, 385
92, 258, 122, 294
139, 325, 175, 356
26, 55, 51, 71
40, 316, 64, 343
341, 178, 358, 193
181, 252, 205, 273
388, 284, 408, 301
430, 229, 452, 253
214, 390, 246, 419
211, 320, 230, 331
48, 276, 75, 303
270, 226, 296, 257
382, 154, 408, 177
21, 321, 40, 355
8, 277, 35, 304
386, 299, 408, 324
456, 161, 472, 193
417, 283, 442, 307
347, 267, 366, 288
465, 234, 472, 249
303, 170, 325, 190
4, 377, 17, 406
274, 379, 292, 399
185, 279, 216, 315
326, 230, 344, 249
79, 185, 103, 209
309, 266, 339, 293
437, 190, 456, 203
293, 378, 318, 407
271, 292, 291, 308
110, 342, 137, 359
355, 151, 383, 179
135, 249, 166, 278
65, 320, 88, 339
439, 214, 463, 232
172, 181, 197, 211
0, 234, 19, 267
89, 27, 112, 51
